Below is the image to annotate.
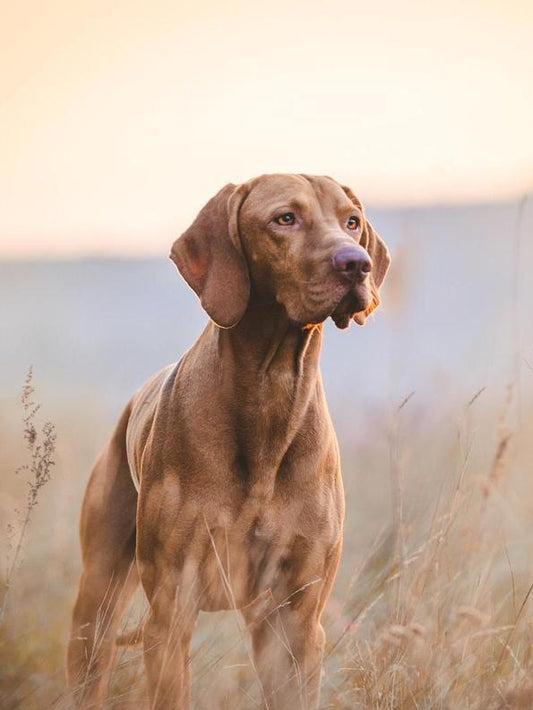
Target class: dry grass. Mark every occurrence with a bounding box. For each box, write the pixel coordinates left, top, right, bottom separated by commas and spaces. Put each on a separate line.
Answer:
1, 368, 56, 623
1, 368, 533, 708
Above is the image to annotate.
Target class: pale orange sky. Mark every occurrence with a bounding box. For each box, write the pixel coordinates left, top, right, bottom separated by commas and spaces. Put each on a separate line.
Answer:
1, 0, 532, 257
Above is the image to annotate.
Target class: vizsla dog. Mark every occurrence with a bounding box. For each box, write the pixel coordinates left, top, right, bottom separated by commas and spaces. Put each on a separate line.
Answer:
67, 174, 390, 709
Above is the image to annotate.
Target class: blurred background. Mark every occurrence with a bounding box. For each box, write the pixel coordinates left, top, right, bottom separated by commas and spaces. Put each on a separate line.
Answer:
1, 1, 533, 707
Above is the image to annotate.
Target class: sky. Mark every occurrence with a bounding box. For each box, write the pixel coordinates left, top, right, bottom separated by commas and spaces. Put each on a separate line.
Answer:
1, 0, 532, 257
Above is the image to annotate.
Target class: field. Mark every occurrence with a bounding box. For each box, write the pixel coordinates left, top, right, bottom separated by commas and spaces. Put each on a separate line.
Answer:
1, 199, 533, 708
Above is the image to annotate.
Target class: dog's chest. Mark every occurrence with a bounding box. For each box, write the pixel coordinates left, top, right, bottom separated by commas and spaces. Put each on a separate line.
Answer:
193, 488, 339, 613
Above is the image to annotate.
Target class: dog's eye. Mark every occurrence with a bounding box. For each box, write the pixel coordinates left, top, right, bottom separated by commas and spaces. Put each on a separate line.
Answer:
275, 212, 296, 226
347, 216, 360, 231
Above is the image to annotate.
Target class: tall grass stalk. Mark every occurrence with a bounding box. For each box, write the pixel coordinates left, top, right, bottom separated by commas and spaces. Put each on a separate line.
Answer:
1, 368, 56, 622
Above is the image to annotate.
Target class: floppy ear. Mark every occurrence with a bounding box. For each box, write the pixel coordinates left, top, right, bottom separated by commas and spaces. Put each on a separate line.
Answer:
170, 183, 251, 328
341, 185, 391, 326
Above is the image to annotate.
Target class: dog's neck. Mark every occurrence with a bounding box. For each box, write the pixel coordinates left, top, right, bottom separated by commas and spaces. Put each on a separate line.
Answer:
204, 297, 325, 488
216, 297, 323, 382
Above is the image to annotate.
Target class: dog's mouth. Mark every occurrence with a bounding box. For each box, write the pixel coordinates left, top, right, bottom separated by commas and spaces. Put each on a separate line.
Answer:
330, 290, 369, 329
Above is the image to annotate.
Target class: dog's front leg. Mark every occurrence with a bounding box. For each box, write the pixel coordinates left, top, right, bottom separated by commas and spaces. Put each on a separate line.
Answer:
137, 491, 200, 710
143, 602, 196, 709
244, 541, 342, 710
242, 590, 325, 710
139, 555, 198, 710
247, 605, 325, 710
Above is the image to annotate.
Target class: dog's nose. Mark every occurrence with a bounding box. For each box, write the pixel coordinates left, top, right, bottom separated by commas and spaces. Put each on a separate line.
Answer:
331, 246, 372, 281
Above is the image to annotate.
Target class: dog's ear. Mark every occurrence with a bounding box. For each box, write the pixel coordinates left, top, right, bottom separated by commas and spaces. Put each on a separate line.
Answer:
170, 183, 251, 328
352, 218, 391, 326
341, 185, 391, 326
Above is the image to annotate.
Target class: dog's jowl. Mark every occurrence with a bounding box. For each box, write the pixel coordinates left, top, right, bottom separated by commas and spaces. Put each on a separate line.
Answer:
67, 174, 390, 709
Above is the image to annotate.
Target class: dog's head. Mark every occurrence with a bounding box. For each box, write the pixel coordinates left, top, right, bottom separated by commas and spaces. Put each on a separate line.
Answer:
170, 174, 391, 329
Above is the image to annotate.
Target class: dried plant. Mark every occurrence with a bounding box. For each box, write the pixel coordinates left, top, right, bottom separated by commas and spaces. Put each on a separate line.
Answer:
1, 368, 56, 621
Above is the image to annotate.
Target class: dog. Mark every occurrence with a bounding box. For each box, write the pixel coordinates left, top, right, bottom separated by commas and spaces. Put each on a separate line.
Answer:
67, 173, 390, 709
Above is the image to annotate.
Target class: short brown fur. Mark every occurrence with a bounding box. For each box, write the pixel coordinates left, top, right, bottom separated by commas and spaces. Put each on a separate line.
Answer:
67, 174, 390, 709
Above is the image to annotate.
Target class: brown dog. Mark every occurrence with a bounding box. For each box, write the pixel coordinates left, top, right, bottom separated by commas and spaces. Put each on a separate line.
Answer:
67, 174, 390, 709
